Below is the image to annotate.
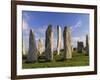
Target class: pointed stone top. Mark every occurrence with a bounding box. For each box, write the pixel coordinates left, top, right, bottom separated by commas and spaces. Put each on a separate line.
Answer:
30, 29, 32, 33
57, 25, 61, 27
39, 39, 41, 42
64, 26, 71, 34
86, 34, 88, 38
29, 29, 34, 35
64, 26, 67, 30
57, 25, 61, 29
86, 34, 89, 42
38, 38, 42, 43
46, 24, 53, 32
64, 26, 71, 30
48, 24, 53, 28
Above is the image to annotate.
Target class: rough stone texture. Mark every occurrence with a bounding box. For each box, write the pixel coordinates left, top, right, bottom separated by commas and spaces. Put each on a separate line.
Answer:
27, 29, 38, 62
63, 26, 72, 59
57, 25, 62, 55
38, 39, 44, 55
45, 24, 53, 61
86, 35, 89, 54
77, 41, 84, 53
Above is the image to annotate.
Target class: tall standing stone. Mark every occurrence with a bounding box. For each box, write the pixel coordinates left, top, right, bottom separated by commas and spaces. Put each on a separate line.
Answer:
77, 41, 84, 53
63, 26, 72, 59
86, 35, 89, 54
27, 29, 38, 62
45, 24, 53, 61
38, 39, 43, 55
57, 25, 62, 55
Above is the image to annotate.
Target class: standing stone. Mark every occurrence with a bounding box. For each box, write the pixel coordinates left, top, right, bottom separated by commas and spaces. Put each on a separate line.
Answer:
77, 41, 84, 53
38, 39, 43, 55
63, 26, 72, 59
86, 35, 89, 54
45, 24, 53, 61
27, 29, 38, 62
57, 25, 62, 55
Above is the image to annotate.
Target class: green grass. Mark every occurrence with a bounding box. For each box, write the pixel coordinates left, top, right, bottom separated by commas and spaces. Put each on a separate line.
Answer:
22, 51, 89, 69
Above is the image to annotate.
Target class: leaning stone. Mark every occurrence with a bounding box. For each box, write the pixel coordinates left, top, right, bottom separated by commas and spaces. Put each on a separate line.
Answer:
27, 29, 38, 63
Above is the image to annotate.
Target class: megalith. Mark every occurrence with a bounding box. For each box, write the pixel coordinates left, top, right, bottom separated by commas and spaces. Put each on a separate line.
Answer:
45, 24, 53, 61
63, 26, 72, 59
57, 25, 62, 55
27, 29, 38, 62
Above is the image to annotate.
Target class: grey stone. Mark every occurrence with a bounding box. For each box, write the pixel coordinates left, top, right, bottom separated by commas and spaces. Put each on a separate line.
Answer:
38, 39, 44, 55
77, 41, 84, 53
27, 29, 38, 62
63, 26, 72, 59
45, 24, 53, 61
57, 25, 62, 55
86, 35, 89, 54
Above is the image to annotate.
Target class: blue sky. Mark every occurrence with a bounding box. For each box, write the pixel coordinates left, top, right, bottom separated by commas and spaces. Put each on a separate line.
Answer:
22, 11, 89, 51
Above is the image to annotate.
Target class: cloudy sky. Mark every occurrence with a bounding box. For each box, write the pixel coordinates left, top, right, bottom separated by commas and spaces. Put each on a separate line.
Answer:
22, 11, 89, 51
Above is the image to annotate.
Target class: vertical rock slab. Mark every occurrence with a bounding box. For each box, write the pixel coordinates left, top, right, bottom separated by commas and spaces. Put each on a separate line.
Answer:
77, 41, 84, 53
45, 24, 53, 61
38, 39, 43, 55
57, 25, 62, 55
63, 26, 72, 60
86, 35, 89, 54
27, 29, 38, 62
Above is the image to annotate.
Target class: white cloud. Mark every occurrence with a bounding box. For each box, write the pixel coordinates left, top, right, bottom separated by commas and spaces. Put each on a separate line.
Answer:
74, 20, 82, 28
22, 19, 30, 51
31, 25, 47, 52
33, 25, 47, 44
22, 19, 30, 31
71, 20, 82, 31
23, 13, 31, 21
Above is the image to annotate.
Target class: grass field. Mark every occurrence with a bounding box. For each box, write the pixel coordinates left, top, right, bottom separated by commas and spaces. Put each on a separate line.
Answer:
22, 51, 89, 69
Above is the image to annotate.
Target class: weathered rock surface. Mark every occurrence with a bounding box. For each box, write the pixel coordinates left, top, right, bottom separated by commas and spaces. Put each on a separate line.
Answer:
86, 35, 89, 54
63, 26, 72, 59
77, 41, 84, 53
57, 25, 62, 55
27, 29, 38, 62
45, 24, 53, 61
38, 39, 44, 55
